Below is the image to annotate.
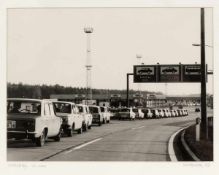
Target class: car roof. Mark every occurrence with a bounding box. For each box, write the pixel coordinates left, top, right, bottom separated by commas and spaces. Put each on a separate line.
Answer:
7, 98, 43, 102
88, 105, 99, 108
76, 104, 86, 107
52, 101, 75, 105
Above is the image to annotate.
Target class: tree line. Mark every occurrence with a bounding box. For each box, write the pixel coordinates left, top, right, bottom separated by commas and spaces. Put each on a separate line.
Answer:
7, 82, 162, 99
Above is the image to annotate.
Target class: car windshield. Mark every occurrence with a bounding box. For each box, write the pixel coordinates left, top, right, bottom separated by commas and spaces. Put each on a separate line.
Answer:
53, 103, 71, 114
133, 109, 138, 112
109, 108, 117, 112
142, 109, 148, 112
89, 107, 99, 113
100, 107, 105, 112
77, 106, 84, 113
7, 100, 41, 115
120, 108, 130, 112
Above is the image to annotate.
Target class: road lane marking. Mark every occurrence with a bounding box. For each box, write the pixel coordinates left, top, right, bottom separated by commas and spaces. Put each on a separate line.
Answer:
168, 125, 191, 161
64, 138, 103, 154
64, 149, 73, 154
131, 126, 145, 130
181, 130, 200, 161
74, 138, 103, 150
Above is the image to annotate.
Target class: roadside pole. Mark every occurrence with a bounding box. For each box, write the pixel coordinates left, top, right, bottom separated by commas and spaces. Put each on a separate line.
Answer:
200, 8, 208, 140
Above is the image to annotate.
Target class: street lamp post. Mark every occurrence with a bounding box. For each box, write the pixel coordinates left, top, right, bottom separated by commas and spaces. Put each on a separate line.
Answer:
200, 8, 208, 140
84, 27, 93, 104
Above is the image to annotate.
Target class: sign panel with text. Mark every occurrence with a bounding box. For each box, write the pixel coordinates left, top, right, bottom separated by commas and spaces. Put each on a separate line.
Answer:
133, 64, 204, 83
159, 65, 181, 82
182, 64, 201, 82
134, 65, 157, 83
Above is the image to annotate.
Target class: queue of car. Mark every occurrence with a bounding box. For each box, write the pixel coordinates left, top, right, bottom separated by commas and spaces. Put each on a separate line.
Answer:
7, 98, 189, 147
110, 107, 188, 120
7, 98, 112, 147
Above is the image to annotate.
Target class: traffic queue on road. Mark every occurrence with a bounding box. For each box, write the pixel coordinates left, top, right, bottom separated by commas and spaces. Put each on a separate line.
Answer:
7, 98, 188, 147
109, 107, 188, 120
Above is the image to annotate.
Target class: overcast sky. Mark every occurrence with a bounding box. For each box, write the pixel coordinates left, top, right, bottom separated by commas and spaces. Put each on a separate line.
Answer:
7, 8, 213, 95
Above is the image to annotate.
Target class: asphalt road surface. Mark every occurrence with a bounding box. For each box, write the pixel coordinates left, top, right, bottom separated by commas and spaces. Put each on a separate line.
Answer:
7, 107, 213, 161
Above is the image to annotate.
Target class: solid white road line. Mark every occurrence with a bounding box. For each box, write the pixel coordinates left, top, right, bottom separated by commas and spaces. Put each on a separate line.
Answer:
74, 137, 103, 150
181, 130, 200, 161
64, 137, 103, 154
168, 126, 190, 161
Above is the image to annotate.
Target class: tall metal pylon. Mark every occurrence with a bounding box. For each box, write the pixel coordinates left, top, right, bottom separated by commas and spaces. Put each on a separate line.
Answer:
84, 27, 93, 103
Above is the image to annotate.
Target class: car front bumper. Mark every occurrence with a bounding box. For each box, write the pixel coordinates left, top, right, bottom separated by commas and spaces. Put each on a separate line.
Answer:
7, 130, 37, 140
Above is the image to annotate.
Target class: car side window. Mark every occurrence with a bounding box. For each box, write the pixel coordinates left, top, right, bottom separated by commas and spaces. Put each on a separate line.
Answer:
44, 103, 50, 116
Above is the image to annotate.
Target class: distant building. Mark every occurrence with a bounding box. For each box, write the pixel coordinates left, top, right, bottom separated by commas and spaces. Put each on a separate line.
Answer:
146, 94, 167, 108
50, 93, 213, 108
50, 93, 167, 108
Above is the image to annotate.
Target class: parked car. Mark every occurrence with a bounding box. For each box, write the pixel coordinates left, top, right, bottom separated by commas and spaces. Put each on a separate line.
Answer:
195, 108, 200, 112
166, 109, 172, 117
158, 109, 165, 118
174, 110, 179, 117
182, 109, 188, 116
100, 106, 111, 123
177, 109, 183, 116
142, 108, 153, 119
163, 109, 171, 117
151, 109, 160, 118
170, 110, 176, 117
118, 108, 135, 120
7, 98, 62, 147
184, 109, 188, 116
76, 104, 93, 131
109, 108, 120, 120
88, 105, 104, 126
53, 101, 83, 137
133, 108, 144, 119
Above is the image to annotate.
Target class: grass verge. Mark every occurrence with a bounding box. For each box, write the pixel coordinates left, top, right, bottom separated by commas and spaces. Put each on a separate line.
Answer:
184, 125, 213, 161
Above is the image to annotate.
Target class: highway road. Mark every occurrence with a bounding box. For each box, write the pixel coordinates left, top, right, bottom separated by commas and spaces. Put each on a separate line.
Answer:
7, 107, 213, 161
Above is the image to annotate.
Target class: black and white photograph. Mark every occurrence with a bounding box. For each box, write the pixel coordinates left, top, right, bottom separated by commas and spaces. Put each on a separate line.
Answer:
0, 0, 218, 175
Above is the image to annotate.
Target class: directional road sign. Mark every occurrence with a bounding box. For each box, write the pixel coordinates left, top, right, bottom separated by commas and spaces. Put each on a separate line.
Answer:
134, 65, 156, 83
159, 65, 180, 82
182, 64, 201, 82
133, 64, 205, 83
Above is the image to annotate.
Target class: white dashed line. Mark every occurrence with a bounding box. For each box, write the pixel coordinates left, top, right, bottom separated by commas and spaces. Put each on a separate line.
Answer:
64, 138, 103, 154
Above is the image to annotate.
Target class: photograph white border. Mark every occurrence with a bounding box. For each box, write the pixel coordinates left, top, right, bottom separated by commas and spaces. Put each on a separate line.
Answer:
0, 0, 218, 175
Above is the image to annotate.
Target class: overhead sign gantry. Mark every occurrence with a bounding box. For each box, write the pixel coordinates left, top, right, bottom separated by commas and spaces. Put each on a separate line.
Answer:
133, 64, 204, 83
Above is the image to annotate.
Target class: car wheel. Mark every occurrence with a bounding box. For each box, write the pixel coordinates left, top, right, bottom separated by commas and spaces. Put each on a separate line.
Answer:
78, 127, 83, 134
54, 128, 62, 141
83, 123, 88, 132
99, 121, 102, 126
85, 123, 89, 131
88, 124, 92, 129
103, 119, 106, 124
36, 129, 46, 147
67, 124, 74, 137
